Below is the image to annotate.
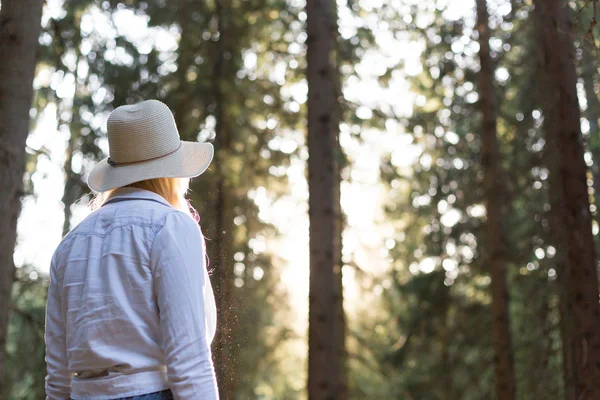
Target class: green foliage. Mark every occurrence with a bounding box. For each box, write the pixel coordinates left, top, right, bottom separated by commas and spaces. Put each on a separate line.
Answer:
6, 268, 48, 400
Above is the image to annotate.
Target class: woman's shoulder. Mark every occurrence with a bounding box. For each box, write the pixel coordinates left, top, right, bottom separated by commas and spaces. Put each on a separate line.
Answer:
158, 209, 202, 236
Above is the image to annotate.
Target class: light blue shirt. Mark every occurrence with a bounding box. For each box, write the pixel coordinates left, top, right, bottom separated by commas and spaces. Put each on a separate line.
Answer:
45, 187, 218, 400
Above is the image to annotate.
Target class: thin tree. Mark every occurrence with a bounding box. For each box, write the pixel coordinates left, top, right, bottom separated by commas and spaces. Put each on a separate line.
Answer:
475, 0, 516, 398
534, 0, 600, 397
61, 52, 85, 237
207, 0, 237, 397
306, 0, 345, 397
0, 0, 45, 394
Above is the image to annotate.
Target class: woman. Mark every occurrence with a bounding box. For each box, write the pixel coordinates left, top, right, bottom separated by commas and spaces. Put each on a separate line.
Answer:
44, 100, 219, 400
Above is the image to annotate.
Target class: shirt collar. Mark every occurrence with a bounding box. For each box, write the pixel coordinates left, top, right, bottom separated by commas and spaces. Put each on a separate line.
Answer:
104, 187, 173, 208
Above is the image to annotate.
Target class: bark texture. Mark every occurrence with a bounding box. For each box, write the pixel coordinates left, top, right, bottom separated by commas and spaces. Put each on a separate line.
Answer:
475, 1, 516, 399
0, 0, 45, 394
534, 0, 600, 398
209, 1, 237, 398
306, 0, 345, 398
549, 133, 578, 400
533, 6, 579, 399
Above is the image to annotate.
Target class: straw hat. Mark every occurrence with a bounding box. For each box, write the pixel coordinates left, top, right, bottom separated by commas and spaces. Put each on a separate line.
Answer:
87, 100, 214, 192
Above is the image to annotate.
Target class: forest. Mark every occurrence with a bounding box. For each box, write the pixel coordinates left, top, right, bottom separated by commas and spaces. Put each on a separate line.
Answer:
1, 0, 600, 399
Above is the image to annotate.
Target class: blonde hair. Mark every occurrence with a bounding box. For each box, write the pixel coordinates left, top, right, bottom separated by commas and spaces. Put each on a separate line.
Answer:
89, 177, 199, 223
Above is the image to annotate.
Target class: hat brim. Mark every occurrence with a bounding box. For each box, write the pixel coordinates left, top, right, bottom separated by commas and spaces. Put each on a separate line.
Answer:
87, 141, 214, 192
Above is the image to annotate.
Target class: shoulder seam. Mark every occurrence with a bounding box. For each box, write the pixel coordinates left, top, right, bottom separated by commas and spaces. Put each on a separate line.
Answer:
149, 210, 185, 265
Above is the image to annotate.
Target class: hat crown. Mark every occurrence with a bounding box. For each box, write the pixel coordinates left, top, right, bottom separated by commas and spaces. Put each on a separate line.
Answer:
107, 100, 180, 164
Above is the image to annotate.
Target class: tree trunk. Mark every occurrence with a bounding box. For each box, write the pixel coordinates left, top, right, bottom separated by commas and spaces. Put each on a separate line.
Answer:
581, 40, 600, 228
210, 1, 237, 398
534, 0, 600, 397
533, 6, 578, 399
60, 75, 84, 238
306, 0, 345, 398
0, 0, 45, 395
331, 8, 347, 400
475, 1, 516, 399
172, 0, 237, 396
550, 152, 578, 400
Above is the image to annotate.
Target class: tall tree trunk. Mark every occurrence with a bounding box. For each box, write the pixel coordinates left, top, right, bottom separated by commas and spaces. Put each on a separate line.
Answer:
534, 0, 600, 397
306, 0, 345, 398
581, 40, 600, 227
60, 56, 83, 237
533, 6, 579, 399
549, 147, 578, 400
210, 0, 237, 398
331, 9, 347, 400
0, 0, 44, 395
172, 0, 238, 396
475, 1, 516, 399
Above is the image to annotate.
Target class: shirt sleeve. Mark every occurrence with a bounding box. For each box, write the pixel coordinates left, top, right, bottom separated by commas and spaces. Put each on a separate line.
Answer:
45, 258, 71, 399
151, 211, 219, 400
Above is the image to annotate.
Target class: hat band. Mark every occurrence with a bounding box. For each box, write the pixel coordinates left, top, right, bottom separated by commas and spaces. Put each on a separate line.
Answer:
107, 143, 182, 167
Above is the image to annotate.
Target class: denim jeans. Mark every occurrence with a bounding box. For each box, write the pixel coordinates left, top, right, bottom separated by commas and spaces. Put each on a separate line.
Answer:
71, 390, 174, 400
118, 390, 173, 400
114, 390, 173, 400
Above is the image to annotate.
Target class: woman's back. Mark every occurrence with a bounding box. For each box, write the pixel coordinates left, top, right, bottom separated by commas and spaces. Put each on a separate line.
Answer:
45, 187, 217, 400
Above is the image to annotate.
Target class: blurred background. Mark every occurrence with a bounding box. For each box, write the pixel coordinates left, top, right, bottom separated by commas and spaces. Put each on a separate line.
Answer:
2, 0, 600, 399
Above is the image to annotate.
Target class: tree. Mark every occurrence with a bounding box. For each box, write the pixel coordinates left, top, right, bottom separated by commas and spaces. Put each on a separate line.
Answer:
203, 0, 238, 396
306, 0, 346, 397
475, 0, 516, 398
0, 0, 45, 394
534, 0, 600, 397
533, 5, 577, 397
